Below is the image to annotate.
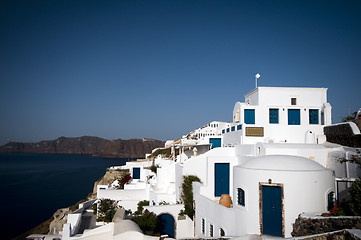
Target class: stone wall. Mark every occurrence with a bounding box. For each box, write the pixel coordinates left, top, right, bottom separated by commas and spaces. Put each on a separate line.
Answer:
324, 122, 361, 148
292, 215, 361, 237
291, 229, 361, 240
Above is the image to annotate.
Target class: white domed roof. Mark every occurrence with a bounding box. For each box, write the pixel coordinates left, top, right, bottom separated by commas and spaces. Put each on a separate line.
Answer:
240, 155, 326, 171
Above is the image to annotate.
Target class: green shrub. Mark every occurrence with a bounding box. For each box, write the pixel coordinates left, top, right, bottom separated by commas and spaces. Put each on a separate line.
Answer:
132, 210, 159, 233
181, 175, 201, 219
135, 200, 150, 215
97, 199, 118, 222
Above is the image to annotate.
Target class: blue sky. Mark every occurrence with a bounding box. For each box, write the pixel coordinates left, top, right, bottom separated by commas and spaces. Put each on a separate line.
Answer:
0, 0, 360, 145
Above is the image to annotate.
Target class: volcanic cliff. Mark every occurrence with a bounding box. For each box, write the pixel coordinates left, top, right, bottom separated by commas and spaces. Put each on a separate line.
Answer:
0, 136, 164, 158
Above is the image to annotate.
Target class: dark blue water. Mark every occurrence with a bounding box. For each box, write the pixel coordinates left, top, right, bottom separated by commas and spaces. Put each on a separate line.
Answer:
0, 153, 131, 239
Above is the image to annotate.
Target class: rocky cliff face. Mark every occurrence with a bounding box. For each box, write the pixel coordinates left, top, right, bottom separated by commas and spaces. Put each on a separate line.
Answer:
88, 168, 129, 199
0, 136, 164, 158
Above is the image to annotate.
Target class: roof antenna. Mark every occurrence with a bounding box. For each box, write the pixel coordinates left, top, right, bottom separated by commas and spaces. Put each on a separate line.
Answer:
255, 73, 261, 88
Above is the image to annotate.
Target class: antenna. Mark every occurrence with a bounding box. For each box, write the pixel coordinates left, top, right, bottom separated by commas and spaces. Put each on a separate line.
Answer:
255, 73, 261, 88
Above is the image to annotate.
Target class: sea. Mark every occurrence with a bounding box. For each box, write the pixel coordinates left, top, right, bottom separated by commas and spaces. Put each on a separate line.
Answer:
0, 153, 132, 240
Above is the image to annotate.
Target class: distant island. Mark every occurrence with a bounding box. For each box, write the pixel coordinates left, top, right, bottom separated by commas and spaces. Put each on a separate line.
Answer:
0, 136, 165, 158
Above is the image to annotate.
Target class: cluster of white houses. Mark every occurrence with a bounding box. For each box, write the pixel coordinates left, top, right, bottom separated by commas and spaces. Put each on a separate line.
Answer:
61, 87, 360, 240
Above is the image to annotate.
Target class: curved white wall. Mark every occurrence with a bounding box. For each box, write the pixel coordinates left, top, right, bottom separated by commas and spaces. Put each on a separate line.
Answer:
232, 166, 335, 237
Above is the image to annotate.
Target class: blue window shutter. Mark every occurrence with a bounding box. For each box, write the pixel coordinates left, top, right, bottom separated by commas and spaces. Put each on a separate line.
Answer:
288, 109, 300, 125
244, 109, 255, 124
309, 109, 319, 124
269, 109, 279, 124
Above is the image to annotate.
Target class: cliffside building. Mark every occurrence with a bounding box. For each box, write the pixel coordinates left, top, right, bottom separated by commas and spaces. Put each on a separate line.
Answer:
62, 86, 360, 240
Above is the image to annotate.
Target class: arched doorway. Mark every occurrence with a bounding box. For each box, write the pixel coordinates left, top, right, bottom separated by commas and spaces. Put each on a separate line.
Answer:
158, 213, 175, 238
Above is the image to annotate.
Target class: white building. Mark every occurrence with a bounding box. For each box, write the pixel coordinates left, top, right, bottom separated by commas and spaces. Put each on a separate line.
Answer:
224, 87, 332, 146
62, 86, 360, 239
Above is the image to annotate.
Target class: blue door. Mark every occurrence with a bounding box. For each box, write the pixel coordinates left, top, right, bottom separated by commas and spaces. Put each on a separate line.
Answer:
210, 138, 221, 149
133, 167, 140, 179
158, 214, 175, 238
262, 185, 283, 237
214, 163, 229, 197
288, 109, 300, 125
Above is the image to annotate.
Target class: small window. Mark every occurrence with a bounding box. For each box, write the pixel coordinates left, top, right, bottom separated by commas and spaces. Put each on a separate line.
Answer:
237, 124, 242, 130
133, 167, 140, 179
226, 128, 230, 133
231, 126, 235, 131
237, 188, 245, 206
210, 224, 213, 237
202, 218, 205, 234
235, 109, 240, 123
309, 109, 319, 124
220, 228, 225, 237
222, 129, 225, 134
327, 192, 335, 211
291, 98, 297, 105
269, 108, 279, 124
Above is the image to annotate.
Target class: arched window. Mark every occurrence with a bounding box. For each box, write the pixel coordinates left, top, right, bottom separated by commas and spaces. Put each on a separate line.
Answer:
235, 109, 240, 122
237, 188, 245, 206
327, 191, 335, 211
220, 228, 225, 236
201, 218, 205, 234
